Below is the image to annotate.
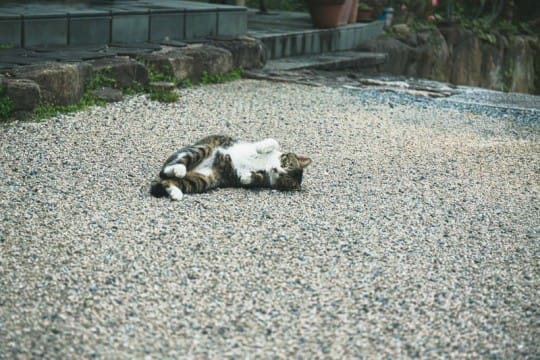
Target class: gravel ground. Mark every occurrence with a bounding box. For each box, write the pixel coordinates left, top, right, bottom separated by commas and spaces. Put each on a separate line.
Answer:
1, 79, 538, 358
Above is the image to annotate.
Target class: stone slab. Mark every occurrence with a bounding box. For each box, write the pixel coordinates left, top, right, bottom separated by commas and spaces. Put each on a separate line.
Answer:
217, 11, 247, 37
69, 16, 111, 46
24, 17, 67, 47
263, 51, 388, 71
150, 12, 185, 42
185, 11, 217, 40
111, 14, 149, 43
0, 18, 22, 48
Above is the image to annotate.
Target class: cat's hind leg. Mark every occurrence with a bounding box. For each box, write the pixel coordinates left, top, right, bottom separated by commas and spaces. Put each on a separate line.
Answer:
160, 145, 213, 179
158, 172, 222, 200
166, 185, 184, 201
150, 179, 183, 200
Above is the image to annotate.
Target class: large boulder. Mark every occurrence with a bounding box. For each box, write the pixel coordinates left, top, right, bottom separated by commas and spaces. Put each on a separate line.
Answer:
139, 44, 233, 84
504, 35, 537, 93
137, 50, 194, 84
9, 62, 90, 105
88, 57, 149, 89
448, 29, 482, 87
1, 78, 41, 116
205, 36, 266, 69
478, 34, 506, 91
359, 36, 413, 75
363, 26, 538, 94
179, 44, 233, 83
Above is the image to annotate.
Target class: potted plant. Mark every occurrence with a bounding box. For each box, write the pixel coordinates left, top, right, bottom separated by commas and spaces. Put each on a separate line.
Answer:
307, 0, 357, 28
357, 2, 374, 22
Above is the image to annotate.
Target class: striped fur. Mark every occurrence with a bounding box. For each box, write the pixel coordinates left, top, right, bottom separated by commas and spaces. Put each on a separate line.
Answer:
150, 135, 311, 200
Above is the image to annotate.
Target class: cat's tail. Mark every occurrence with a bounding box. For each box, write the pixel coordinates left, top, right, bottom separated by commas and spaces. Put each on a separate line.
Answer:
150, 180, 168, 198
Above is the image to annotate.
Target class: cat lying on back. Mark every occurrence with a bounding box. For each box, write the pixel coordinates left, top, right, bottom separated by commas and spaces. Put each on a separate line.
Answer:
150, 135, 312, 200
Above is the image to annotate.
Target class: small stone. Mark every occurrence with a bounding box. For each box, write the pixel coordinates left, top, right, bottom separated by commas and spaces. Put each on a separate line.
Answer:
148, 81, 176, 92
90, 87, 123, 103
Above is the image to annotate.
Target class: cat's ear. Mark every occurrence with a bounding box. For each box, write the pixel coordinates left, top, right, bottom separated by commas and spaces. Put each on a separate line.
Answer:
297, 156, 312, 168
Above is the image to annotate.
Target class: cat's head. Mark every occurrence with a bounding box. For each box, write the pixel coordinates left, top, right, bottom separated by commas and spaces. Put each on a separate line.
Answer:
272, 153, 312, 190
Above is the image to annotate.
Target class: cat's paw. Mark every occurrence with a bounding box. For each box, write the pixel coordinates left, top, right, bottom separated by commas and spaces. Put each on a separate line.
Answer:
166, 186, 183, 201
240, 172, 252, 185
256, 138, 280, 154
164, 164, 187, 178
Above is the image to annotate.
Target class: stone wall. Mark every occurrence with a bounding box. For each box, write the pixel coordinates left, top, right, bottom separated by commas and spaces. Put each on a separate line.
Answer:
359, 26, 539, 94
0, 37, 265, 120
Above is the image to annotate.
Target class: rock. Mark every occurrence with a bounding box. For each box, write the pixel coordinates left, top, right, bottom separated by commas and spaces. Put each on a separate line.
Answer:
179, 45, 233, 83
148, 81, 176, 92
2, 78, 41, 113
414, 30, 450, 82
448, 30, 482, 86
505, 35, 537, 93
141, 44, 233, 84
478, 36, 505, 91
205, 36, 266, 69
137, 50, 193, 83
392, 24, 411, 36
363, 27, 538, 94
9, 62, 90, 105
89, 57, 149, 89
534, 39, 540, 94
90, 87, 123, 103
359, 37, 413, 75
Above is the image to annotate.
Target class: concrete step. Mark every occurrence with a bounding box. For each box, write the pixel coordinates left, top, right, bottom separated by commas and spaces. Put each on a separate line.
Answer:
263, 51, 388, 71
0, 0, 246, 48
247, 10, 384, 60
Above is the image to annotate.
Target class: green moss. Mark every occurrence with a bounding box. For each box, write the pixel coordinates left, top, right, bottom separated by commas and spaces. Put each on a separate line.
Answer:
148, 88, 179, 103
180, 79, 193, 88
87, 68, 116, 90
145, 62, 176, 84
33, 92, 105, 121
503, 59, 515, 93
122, 81, 145, 95
0, 85, 13, 121
199, 68, 243, 85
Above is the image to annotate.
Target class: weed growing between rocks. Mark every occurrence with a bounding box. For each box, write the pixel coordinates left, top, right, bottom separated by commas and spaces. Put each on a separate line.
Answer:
33, 93, 106, 121
26, 66, 244, 121
148, 88, 179, 103
87, 68, 116, 90
0, 85, 13, 121
143, 63, 179, 102
200, 69, 243, 85
147, 65, 176, 84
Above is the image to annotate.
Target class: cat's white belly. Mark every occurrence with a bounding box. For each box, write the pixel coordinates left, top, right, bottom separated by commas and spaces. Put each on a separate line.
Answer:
194, 153, 217, 177
223, 143, 281, 175
193, 142, 281, 178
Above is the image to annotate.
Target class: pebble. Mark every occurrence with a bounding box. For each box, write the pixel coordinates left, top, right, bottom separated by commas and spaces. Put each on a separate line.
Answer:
0, 79, 538, 358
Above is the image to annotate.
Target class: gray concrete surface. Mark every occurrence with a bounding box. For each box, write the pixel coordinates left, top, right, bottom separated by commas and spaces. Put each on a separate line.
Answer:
0, 78, 538, 358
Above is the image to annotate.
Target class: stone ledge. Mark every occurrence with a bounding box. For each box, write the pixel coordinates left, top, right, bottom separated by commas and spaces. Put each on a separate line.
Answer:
359, 27, 539, 94
0, 37, 266, 120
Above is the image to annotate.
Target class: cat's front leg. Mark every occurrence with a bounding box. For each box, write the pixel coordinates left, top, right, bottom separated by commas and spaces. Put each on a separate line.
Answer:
255, 138, 280, 154
239, 171, 254, 185
162, 180, 184, 201
162, 164, 187, 178
240, 171, 266, 187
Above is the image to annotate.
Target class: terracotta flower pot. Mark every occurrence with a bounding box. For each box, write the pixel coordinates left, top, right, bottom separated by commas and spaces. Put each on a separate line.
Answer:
357, 7, 373, 22
349, 0, 359, 23
308, 0, 349, 28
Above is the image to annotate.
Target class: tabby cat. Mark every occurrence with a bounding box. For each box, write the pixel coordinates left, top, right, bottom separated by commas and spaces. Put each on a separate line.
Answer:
150, 135, 312, 200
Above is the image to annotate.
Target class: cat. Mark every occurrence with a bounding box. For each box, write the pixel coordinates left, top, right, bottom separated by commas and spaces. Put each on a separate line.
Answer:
150, 135, 312, 200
